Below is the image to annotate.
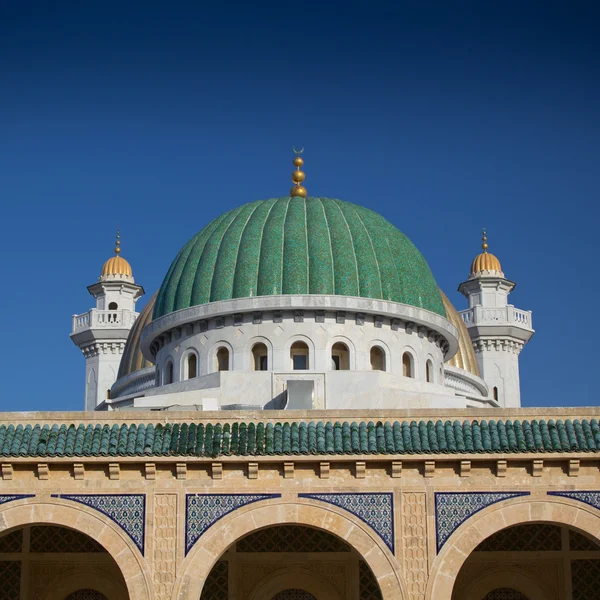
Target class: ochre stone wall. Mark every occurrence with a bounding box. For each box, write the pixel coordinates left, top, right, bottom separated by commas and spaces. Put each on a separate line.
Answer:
0, 408, 598, 600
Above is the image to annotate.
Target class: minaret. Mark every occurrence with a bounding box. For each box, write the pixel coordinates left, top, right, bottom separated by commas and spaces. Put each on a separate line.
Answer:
71, 231, 144, 410
458, 230, 534, 407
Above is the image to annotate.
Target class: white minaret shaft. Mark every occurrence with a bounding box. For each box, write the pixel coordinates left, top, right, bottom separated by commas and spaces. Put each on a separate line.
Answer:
458, 230, 534, 408
70, 231, 144, 410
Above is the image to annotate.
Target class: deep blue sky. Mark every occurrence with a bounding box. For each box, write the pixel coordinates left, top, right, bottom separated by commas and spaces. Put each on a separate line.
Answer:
1, 2, 598, 411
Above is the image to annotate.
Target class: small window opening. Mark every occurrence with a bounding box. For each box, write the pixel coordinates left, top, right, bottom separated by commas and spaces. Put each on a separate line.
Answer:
402, 353, 413, 378
165, 361, 173, 384
108, 302, 118, 310
252, 343, 268, 371
187, 353, 197, 379
106, 389, 111, 400
331, 342, 350, 370
370, 346, 386, 371
291, 341, 309, 370
426, 360, 434, 383
493, 386, 499, 401
216, 347, 230, 372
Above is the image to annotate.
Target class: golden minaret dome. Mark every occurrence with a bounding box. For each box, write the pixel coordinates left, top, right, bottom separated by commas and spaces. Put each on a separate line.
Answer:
101, 230, 134, 280
290, 147, 307, 198
470, 229, 503, 276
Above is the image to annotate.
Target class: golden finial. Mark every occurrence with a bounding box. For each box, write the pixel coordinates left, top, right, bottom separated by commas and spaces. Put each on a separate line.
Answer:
290, 146, 307, 198
115, 229, 121, 255
481, 228, 488, 252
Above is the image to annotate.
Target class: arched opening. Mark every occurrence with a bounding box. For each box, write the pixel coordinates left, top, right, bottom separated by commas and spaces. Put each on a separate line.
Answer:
493, 386, 499, 401
370, 346, 386, 371
0, 524, 128, 600
216, 347, 230, 372
199, 525, 381, 600
402, 352, 415, 378
186, 353, 198, 379
108, 302, 118, 310
331, 342, 350, 370
164, 360, 174, 384
426, 360, 434, 383
402, 352, 414, 378
252, 343, 269, 371
290, 341, 309, 370
452, 522, 600, 600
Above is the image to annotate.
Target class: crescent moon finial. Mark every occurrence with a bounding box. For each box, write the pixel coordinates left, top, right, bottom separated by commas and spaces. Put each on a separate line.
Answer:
292, 146, 304, 155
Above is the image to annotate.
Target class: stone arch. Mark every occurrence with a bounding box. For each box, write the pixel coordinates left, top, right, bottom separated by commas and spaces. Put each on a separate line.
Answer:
426, 496, 600, 600
173, 498, 405, 600
248, 567, 341, 600
327, 335, 356, 371
286, 335, 316, 370
0, 497, 152, 600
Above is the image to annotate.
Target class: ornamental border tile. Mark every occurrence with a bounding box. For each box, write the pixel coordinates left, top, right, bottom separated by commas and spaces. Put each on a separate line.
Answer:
0, 494, 35, 506
52, 494, 145, 555
435, 491, 530, 553
548, 491, 600, 512
185, 493, 281, 555
298, 492, 394, 553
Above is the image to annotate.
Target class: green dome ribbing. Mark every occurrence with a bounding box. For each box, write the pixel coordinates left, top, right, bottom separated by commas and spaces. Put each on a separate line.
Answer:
154, 197, 445, 319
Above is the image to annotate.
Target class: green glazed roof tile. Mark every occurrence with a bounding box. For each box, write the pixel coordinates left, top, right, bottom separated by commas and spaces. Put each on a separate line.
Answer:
153, 197, 446, 319
0, 419, 597, 459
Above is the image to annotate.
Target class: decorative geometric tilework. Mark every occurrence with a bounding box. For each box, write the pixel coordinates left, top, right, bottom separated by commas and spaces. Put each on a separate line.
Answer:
483, 589, 529, 600
52, 494, 145, 554
237, 525, 350, 553
435, 492, 529, 552
0, 530, 22, 553
548, 491, 600, 512
475, 524, 562, 552
65, 591, 108, 600
570, 529, 600, 551
30, 525, 106, 553
572, 560, 600, 600
200, 560, 228, 600
359, 560, 383, 600
0, 494, 34, 506
0, 561, 21, 600
272, 590, 316, 600
299, 492, 394, 553
185, 494, 280, 555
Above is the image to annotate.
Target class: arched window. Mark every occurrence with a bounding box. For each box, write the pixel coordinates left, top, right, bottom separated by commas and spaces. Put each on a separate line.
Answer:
187, 353, 197, 379
216, 347, 230, 372
402, 352, 414, 378
164, 360, 174, 384
252, 343, 268, 371
290, 341, 309, 370
426, 360, 434, 383
108, 301, 118, 310
331, 342, 350, 370
493, 386, 499, 401
370, 346, 386, 371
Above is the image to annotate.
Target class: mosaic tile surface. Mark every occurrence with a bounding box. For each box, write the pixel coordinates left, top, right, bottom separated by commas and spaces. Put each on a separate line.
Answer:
0, 494, 34, 506
435, 491, 529, 552
548, 490, 600, 511
185, 493, 281, 555
298, 492, 394, 552
153, 197, 446, 318
52, 494, 145, 554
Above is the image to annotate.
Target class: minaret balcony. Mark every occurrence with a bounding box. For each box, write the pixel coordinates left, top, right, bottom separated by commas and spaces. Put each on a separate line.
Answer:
459, 305, 534, 342
71, 309, 138, 338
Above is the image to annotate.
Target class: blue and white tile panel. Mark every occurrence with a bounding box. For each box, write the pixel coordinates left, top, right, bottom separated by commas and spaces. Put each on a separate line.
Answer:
0, 495, 35, 506
185, 493, 281, 555
548, 491, 600, 511
435, 491, 530, 552
52, 494, 146, 554
299, 492, 394, 553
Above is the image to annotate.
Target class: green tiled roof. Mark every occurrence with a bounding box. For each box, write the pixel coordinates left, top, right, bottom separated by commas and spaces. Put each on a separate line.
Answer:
0, 419, 598, 458
153, 197, 445, 319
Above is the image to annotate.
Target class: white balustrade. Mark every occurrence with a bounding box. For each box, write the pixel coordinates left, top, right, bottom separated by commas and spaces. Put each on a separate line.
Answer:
72, 309, 138, 334
459, 306, 532, 330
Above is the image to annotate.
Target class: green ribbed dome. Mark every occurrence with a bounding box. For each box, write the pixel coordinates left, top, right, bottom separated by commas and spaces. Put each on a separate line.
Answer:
154, 197, 445, 319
